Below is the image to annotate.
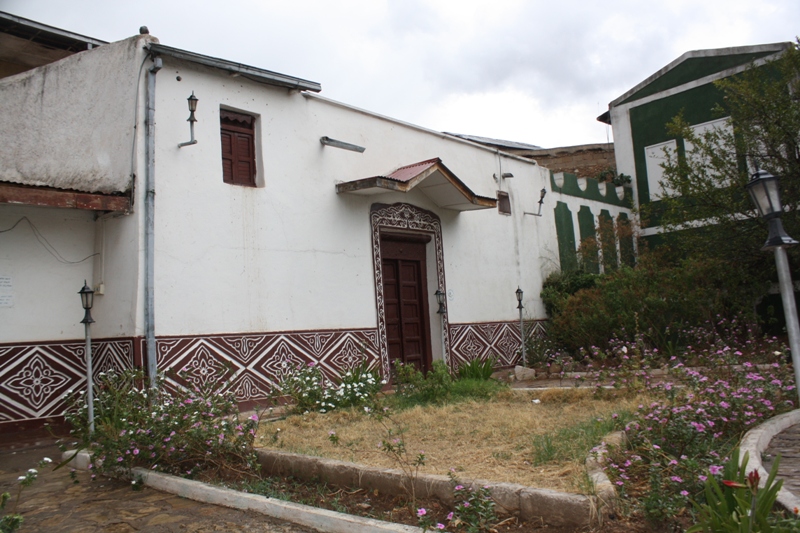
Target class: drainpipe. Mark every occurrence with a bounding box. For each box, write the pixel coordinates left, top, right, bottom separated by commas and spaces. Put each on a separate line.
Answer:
145, 56, 162, 388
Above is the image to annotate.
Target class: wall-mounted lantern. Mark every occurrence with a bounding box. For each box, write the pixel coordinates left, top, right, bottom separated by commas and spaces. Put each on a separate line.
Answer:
178, 91, 199, 148
524, 188, 547, 217
435, 289, 446, 315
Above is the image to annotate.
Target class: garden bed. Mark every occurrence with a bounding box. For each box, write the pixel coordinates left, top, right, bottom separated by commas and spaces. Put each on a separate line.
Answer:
256, 388, 645, 493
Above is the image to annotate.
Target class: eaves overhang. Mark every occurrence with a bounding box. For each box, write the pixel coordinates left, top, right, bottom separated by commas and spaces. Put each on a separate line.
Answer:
0, 183, 130, 212
147, 43, 321, 93
336, 158, 497, 211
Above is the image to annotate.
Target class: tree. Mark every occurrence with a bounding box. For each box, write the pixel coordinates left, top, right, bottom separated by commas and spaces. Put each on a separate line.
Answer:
647, 41, 800, 292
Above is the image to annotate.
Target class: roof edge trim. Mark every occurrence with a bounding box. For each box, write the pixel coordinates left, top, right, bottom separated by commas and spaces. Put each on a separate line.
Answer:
609, 42, 792, 108
147, 43, 321, 93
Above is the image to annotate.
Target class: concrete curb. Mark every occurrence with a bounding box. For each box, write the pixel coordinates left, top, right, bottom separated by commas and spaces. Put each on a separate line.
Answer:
739, 408, 800, 513
62, 450, 422, 533
256, 449, 594, 528
584, 430, 625, 522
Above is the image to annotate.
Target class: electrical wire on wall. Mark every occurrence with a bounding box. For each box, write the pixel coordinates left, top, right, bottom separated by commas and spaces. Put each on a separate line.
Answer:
0, 216, 98, 264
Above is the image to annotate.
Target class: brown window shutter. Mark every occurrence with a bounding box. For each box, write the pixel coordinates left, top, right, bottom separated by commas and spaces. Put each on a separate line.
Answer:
220, 110, 256, 186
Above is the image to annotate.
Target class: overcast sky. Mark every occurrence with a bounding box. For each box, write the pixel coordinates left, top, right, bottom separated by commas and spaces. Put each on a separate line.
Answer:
3, 0, 798, 148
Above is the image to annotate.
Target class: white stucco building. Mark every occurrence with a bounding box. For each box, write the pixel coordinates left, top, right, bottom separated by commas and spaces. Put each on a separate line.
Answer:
0, 15, 631, 429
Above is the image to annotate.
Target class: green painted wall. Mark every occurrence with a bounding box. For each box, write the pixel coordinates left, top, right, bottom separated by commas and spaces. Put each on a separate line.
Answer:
620, 51, 773, 105
549, 172, 632, 208
599, 209, 617, 271
617, 212, 635, 267
577, 205, 599, 274
630, 82, 724, 214
554, 202, 578, 272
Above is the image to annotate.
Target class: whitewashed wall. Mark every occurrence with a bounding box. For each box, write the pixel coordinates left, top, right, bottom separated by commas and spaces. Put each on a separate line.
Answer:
0, 35, 156, 194
151, 56, 556, 337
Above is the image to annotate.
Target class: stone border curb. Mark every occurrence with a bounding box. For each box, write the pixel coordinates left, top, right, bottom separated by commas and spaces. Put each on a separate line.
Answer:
739, 408, 800, 513
256, 449, 593, 527
62, 450, 422, 533
584, 430, 624, 522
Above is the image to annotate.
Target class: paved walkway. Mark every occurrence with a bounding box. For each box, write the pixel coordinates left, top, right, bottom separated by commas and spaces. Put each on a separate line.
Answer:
764, 422, 800, 497
0, 440, 318, 533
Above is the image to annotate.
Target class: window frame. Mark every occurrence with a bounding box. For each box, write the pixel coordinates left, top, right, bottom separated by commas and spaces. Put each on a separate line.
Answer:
220, 109, 257, 187
497, 191, 511, 215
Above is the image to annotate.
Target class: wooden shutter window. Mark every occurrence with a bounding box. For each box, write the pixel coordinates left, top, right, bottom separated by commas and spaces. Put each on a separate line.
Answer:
220, 110, 256, 187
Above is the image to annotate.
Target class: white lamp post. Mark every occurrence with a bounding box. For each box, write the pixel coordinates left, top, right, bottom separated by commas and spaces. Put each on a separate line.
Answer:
745, 168, 800, 407
516, 287, 526, 366
435, 289, 446, 359
78, 280, 96, 434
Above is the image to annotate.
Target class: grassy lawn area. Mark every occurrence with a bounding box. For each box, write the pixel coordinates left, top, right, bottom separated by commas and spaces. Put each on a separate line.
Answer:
257, 388, 646, 492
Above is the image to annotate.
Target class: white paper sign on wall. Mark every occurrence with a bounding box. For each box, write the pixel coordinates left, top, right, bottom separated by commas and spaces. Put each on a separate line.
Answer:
0, 275, 13, 308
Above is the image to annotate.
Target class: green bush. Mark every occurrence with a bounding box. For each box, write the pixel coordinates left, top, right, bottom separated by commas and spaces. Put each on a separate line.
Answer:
456, 357, 496, 380
547, 254, 758, 353
540, 270, 599, 318
392, 360, 452, 407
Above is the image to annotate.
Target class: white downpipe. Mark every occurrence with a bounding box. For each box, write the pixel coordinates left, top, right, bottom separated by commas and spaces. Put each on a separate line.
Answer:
145, 57, 161, 388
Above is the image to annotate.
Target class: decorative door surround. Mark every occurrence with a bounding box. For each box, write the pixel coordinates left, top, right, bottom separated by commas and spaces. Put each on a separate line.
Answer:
370, 203, 449, 377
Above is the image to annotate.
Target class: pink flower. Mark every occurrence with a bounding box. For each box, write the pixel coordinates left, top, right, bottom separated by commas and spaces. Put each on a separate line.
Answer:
709, 465, 723, 475
416, 508, 426, 517
447, 512, 454, 520
133, 448, 139, 455
436, 524, 445, 530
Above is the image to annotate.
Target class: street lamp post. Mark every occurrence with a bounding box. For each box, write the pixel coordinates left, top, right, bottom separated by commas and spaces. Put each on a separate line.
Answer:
516, 288, 526, 366
78, 280, 96, 434
435, 289, 446, 360
745, 169, 800, 407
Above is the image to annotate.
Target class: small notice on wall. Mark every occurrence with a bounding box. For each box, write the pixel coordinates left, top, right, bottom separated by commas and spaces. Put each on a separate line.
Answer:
0, 275, 13, 308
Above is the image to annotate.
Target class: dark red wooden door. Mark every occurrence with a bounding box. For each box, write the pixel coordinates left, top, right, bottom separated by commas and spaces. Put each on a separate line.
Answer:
381, 236, 432, 373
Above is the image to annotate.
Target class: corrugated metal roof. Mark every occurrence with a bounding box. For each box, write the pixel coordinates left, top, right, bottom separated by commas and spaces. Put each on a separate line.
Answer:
148, 43, 321, 93
383, 158, 439, 183
444, 133, 542, 151
336, 158, 496, 211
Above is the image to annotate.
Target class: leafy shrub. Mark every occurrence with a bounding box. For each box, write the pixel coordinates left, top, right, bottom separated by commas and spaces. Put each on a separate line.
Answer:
63, 368, 261, 480
599, 332, 797, 527
456, 357, 496, 381
278, 361, 385, 414
688, 449, 799, 532
449, 378, 506, 401
332, 362, 384, 408
279, 362, 332, 414
540, 269, 599, 318
392, 360, 453, 407
548, 254, 758, 353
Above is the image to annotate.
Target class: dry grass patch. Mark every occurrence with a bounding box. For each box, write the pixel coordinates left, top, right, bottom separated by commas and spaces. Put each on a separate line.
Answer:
257, 389, 648, 492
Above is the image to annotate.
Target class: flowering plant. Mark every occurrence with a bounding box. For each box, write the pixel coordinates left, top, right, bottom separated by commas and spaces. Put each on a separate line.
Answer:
63, 368, 261, 480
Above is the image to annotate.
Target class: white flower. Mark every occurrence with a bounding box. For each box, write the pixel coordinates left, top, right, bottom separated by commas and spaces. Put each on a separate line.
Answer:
17, 476, 25, 481
42, 457, 52, 464
28, 468, 38, 474
532, 399, 541, 404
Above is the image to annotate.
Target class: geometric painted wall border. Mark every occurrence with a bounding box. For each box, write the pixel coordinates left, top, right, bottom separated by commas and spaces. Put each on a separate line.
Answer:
0, 339, 134, 424
449, 320, 547, 369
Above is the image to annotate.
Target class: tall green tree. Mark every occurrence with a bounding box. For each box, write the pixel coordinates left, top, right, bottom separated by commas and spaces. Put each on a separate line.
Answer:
647, 41, 800, 290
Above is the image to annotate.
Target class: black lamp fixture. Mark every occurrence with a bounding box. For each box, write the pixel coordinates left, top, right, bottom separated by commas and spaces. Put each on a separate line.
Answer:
178, 91, 199, 148
745, 168, 798, 249
187, 91, 198, 121
435, 289, 446, 314
524, 188, 548, 217
79, 280, 95, 324
515, 287, 524, 310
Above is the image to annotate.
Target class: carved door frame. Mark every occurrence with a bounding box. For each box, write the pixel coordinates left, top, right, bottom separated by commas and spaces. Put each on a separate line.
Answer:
370, 203, 450, 378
